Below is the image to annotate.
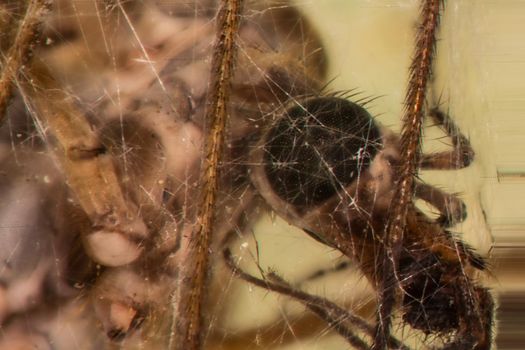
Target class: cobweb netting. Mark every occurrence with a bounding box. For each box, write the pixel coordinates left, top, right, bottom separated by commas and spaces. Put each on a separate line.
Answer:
0, 1, 493, 349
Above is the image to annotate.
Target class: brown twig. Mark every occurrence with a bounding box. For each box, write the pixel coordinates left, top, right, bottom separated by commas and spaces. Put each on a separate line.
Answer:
168, 1, 244, 349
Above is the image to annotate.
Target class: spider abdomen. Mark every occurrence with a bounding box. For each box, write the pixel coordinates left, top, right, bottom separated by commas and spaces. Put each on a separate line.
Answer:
399, 252, 461, 334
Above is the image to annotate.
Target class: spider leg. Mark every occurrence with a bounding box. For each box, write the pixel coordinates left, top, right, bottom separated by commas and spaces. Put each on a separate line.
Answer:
298, 259, 353, 286
1, 3, 158, 342
414, 181, 467, 227
377, 0, 443, 348
419, 108, 475, 170
20, 61, 148, 267
223, 248, 412, 350
0, 0, 50, 120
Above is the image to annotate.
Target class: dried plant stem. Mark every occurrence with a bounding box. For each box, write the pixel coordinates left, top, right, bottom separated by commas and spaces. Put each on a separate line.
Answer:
169, 1, 243, 349
0, 0, 50, 120
376, 1, 443, 349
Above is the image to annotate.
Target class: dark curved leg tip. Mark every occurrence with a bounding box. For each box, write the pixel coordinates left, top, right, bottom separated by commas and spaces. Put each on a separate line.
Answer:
107, 328, 127, 342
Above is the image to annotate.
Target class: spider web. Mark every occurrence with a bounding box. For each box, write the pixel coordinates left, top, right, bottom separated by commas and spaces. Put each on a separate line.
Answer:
0, 1, 492, 349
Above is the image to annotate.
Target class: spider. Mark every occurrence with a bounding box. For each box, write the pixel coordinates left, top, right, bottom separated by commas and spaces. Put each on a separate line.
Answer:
0, 0, 493, 349
227, 100, 493, 349
222, 1, 495, 349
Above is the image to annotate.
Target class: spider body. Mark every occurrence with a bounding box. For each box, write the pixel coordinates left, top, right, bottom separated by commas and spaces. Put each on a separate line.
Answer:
0, 0, 493, 349
250, 97, 493, 349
